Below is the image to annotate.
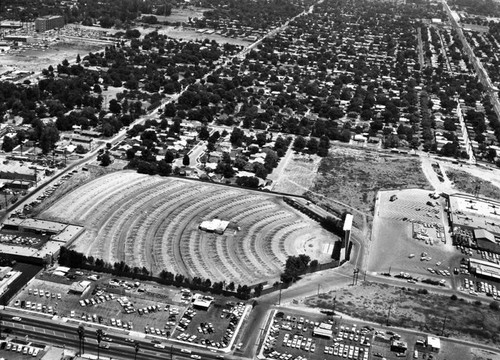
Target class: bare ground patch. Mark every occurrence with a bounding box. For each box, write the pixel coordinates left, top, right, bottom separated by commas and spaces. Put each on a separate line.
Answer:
445, 168, 500, 201
313, 147, 431, 213
306, 281, 500, 346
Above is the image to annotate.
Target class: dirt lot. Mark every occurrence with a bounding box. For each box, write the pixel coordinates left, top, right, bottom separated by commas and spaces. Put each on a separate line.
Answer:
271, 152, 322, 195
306, 281, 500, 347
313, 147, 431, 213
0, 42, 103, 73
445, 168, 500, 201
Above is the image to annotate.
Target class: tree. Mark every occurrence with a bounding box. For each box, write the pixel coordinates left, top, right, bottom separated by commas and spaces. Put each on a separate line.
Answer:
158, 160, 172, 176
40, 125, 60, 154
230, 127, 245, 147
109, 99, 122, 114
165, 150, 175, 163
253, 283, 264, 297
293, 135, 306, 152
134, 342, 140, 360
281, 254, 311, 283
100, 152, 111, 166
253, 163, 268, 179
2, 136, 15, 152
182, 154, 190, 166
199, 126, 210, 140
77, 325, 85, 355
75, 144, 87, 154
307, 137, 319, 154
96, 329, 103, 360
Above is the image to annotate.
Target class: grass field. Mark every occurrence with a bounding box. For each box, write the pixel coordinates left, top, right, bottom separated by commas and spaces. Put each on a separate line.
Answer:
313, 148, 431, 212
445, 169, 500, 201
272, 153, 322, 195
39, 171, 338, 286
306, 281, 500, 346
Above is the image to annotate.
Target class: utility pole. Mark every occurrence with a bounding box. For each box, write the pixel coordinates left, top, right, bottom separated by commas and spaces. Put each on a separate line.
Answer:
386, 303, 392, 326
278, 283, 282, 306
441, 314, 448, 336
352, 268, 359, 286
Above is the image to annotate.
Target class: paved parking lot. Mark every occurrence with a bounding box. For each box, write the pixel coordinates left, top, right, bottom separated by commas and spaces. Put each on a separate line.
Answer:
9, 272, 249, 350
260, 311, 374, 360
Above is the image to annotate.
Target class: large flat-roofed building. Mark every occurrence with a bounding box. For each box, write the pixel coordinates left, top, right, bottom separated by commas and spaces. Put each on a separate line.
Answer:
35, 15, 64, 32
3, 35, 34, 43
448, 194, 500, 252
448, 194, 500, 235
0, 21, 23, 29
0, 162, 37, 182
469, 258, 500, 281
474, 228, 500, 253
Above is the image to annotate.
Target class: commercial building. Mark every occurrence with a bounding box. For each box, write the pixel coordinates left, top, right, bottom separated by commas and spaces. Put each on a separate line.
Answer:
0, 21, 23, 29
35, 15, 64, 32
426, 336, 441, 352
192, 294, 214, 310
0, 162, 37, 182
69, 280, 92, 295
3, 35, 34, 43
448, 194, 500, 253
474, 228, 500, 253
312, 323, 333, 339
469, 258, 500, 281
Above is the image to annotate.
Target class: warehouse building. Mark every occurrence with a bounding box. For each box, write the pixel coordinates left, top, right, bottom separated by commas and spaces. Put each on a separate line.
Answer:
469, 258, 500, 281
474, 228, 500, 254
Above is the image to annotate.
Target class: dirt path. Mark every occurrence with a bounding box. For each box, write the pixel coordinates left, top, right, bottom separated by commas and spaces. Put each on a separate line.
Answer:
268, 146, 294, 191
420, 155, 454, 193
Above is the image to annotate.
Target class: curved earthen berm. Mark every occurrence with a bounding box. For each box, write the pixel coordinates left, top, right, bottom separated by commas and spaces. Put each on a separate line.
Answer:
41, 171, 335, 285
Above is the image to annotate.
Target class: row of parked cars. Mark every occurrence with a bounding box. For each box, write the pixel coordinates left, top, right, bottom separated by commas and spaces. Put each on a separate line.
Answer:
16, 300, 57, 314
3, 342, 41, 357
27, 288, 62, 300
464, 278, 499, 297
282, 334, 316, 352
78, 293, 115, 307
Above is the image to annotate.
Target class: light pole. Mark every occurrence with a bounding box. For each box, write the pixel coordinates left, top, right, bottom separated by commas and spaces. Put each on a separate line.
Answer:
96, 329, 103, 359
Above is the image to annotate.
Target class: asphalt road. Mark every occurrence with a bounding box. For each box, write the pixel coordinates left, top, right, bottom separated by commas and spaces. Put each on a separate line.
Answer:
0, 311, 231, 360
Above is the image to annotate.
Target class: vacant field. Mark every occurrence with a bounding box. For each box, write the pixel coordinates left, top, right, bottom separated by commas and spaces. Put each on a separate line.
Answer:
313, 148, 431, 212
0, 43, 103, 73
272, 153, 322, 195
445, 168, 500, 201
39, 171, 337, 286
306, 281, 500, 346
